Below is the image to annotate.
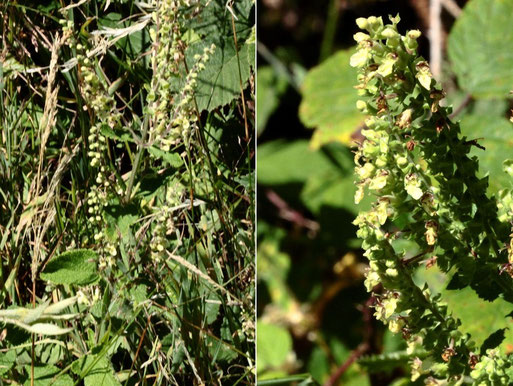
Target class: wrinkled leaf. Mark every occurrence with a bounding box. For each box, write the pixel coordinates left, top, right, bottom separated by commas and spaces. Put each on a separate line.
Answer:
417, 267, 513, 354
192, 40, 255, 111
448, 0, 513, 98
299, 49, 362, 148
72, 355, 121, 386
41, 249, 99, 286
459, 110, 513, 193
23, 365, 73, 386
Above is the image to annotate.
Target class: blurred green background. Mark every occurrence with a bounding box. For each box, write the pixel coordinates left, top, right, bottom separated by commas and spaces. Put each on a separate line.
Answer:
257, 0, 513, 384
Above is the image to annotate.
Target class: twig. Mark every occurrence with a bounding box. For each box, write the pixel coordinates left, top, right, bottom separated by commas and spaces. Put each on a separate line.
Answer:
324, 343, 369, 386
449, 93, 472, 120
324, 295, 376, 386
429, 0, 442, 79
257, 41, 300, 92
124, 314, 150, 386
265, 190, 319, 233
441, 0, 462, 18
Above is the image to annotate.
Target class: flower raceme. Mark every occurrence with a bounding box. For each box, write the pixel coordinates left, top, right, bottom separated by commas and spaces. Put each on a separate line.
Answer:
351, 15, 513, 383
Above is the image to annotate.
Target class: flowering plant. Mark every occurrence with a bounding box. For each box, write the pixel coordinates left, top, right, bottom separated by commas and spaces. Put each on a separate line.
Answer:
352, 15, 513, 384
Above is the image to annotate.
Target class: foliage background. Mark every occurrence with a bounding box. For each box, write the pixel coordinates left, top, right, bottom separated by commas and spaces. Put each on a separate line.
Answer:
257, 0, 513, 384
0, 0, 254, 384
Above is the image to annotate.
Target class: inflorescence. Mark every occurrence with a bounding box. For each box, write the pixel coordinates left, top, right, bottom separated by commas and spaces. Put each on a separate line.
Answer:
351, 15, 513, 383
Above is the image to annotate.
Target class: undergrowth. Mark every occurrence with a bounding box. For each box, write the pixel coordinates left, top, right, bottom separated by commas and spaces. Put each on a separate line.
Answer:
0, 0, 255, 384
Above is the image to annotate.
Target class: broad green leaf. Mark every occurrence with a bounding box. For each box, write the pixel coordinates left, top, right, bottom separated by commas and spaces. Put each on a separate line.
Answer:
178, 0, 254, 111
187, 0, 254, 44
41, 249, 99, 286
193, 40, 255, 111
299, 50, 363, 148
36, 342, 65, 365
448, 0, 513, 98
417, 267, 513, 354
23, 365, 73, 386
105, 203, 138, 240
258, 236, 293, 311
257, 140, 335, 185
459, 111, 513, 192
72, 355, 121, 386
0, 351, 16, 376
257, 66, 288, 136
256, 320, 292, 374
301, 168, 359, 216
258, 139, 369, 215
100, 126, 134, 143
147, 147, 184, 168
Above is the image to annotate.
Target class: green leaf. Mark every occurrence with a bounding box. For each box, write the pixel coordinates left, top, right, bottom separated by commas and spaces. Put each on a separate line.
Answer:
105, 203, 138, 240
193, 40, 255, 111
258, 139, 369, 215
41, 249, 99, 286
23, 323, 73, 336
448, 0, 513, 98
459, 110, 513, 192
206, 335, 238, 363
417, 267, 513, 355
147, 147, 184, 168
258, 235, 294, 311
257, 374, 318, 385
257, 140, 333, 185
0, 350, 16, 376
187, 0, 254, 44
299, 49, 363, 148
36, 342, 65, 365
257, 66, 288, 136
100, 126, 134, 143
71, 355, 121, 386
1, 55, 26, 76
23, 365, 73, 386
256, 320, 292, 374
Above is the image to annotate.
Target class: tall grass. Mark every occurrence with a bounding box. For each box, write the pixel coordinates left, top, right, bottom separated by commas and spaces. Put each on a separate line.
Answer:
0, 0, 254, 384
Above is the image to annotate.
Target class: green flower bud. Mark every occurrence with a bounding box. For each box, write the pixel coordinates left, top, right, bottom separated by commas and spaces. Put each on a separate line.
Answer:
356, 17, 369, 30
381, 27, 398, 39
396, 156, 408, 168
376, 54, 397, 77
405, 173, 423, 200
415, 61, 433, 89
364, 269, 381, 291
356, 100, 367, 111
407, 29, 421, 40
358, 162, 376, 179
388, 318, 404, 333
369, 173, 388, 190
367, 16, 383, 32
350, 47, 372, 68
353, 32, 370, 43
